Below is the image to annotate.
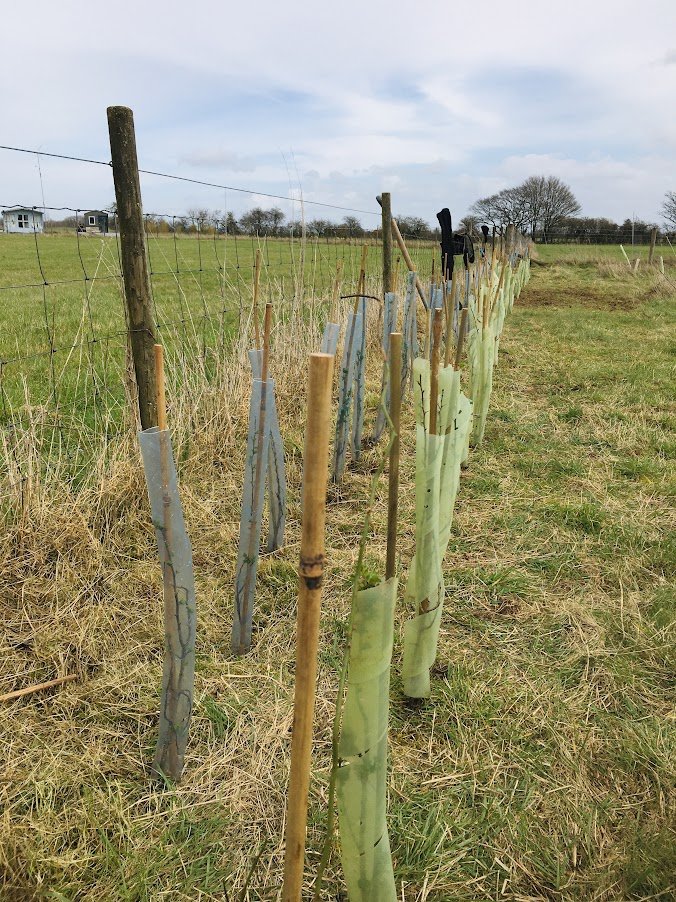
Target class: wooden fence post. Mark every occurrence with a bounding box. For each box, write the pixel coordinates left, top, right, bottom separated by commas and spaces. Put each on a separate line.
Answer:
282, 353, 334, 901
381, 191, 392, 296
648, 227, 657, 265
107, 105, 157, 429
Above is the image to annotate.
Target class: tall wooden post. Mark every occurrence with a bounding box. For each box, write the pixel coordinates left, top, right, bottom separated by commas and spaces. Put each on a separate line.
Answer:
107, 105, 157, 429
504, 223, 516, 258
648, 227, 657, 265
282, 353, 334, 902
386, 333, 402, 580
381, 191, 393, 295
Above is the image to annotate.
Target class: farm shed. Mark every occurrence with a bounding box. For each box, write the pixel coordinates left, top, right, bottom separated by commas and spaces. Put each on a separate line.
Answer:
1, 207, 44, 233
83, 210, 109, 234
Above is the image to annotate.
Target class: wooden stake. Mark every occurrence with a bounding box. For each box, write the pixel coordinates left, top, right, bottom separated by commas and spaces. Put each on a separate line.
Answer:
386, 333, 402, 581
261, 303, 273, 383
354, 244, 368, 313
444, 268, 458, 368
454, 309, 468, 371
648, 227, 657, 265
393, 255, 401, 295
390, 217, 428, 305
429, 310, 441, 436
154, 344, 167, 431
381, 192, 393, 295
282, 353, 335, 902
107, 105, 158, 430
1, 674, 77, 703
253, 248, 262, 348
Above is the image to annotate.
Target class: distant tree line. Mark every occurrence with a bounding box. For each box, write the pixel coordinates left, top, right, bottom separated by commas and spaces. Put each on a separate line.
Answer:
41, 206, 441, 240
28, 186, 676, 243
538, 216, 668, 244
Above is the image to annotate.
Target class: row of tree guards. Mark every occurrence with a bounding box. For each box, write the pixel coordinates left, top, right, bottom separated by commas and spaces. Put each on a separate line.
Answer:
109, 99, 531, 902
137, 235, 529, 902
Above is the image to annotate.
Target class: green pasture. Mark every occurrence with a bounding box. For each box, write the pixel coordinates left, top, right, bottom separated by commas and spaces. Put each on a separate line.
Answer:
0, 231, 434, 415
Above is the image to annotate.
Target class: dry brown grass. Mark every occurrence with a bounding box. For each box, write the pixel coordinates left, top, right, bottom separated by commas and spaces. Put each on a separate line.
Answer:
1, 254, 674, 901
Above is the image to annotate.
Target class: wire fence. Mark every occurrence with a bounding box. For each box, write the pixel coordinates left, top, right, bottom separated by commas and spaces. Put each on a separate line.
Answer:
0, 143, 441, 507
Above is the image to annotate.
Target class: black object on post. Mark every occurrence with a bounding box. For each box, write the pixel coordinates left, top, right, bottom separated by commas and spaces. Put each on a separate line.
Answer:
462, 234, 475, 267
437, 208, 454, 280
481, 225, 489, 258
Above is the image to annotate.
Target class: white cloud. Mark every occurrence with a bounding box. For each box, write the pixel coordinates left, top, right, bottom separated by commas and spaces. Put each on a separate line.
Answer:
1, 0, 675, 222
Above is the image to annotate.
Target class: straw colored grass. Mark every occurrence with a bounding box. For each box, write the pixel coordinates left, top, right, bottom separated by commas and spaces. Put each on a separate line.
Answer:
1, 246, 674, 900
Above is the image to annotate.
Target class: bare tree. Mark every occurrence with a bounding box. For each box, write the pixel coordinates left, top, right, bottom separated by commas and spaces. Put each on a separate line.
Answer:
306, 218, 334, 237
342, 215, 363, 237
470, 176, 580, 241
519, 176, 546, 239
268, 207, 286, 236
239, 207, 269, 235
538, 177, 581, 241
225, 211, 240, 235
470, 188, 529, 231
186, 208, 212, 232
662, 191, 676, 229
396, 215, 434, 240
469, 195, 502, 228
459, 215, 480, 235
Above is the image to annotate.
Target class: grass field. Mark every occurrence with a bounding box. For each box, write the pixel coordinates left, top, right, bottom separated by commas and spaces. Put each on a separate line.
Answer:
0, 242, 674, 900
0, 230, 399, 486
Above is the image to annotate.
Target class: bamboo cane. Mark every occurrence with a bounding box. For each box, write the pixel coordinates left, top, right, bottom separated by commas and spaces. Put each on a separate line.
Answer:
441, 272, 452, 368
282, 352, 335, 902
1, 674, 77, 703
454, 309, 468, 371
445, 267, 458, 367
386, 333, 402, 581
354, 245, 368, 314
155, 344, 167, 432
390, 217, 427, 305
253, 248, 262, 348
261, 302, 272, 384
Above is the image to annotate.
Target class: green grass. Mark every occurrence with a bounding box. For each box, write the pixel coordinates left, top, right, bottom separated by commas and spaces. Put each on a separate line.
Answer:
0, 242, 674, 899
0, 230, 417, 486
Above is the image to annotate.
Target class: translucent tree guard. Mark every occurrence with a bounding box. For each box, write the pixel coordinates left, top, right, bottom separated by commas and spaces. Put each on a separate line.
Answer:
401, 272, 418, 395
333, 310, 362, 483
350, 297, 367, 462
321, 321, 340, 355
248, 350, 287, 552
401, 359, 469, 699
373, 291, 400, 442
139, 426, 196, 780
231, 378, 273, 654
337, 577, 398, 902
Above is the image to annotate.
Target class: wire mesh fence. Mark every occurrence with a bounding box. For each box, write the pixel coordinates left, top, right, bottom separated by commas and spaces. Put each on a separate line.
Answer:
0, 143, 439, 508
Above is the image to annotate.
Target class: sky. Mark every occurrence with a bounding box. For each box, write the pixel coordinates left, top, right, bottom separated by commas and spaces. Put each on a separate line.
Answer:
1, 0, 675, 228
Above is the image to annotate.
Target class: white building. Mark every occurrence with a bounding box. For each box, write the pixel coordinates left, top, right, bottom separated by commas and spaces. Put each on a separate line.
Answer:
1, 207, 45, 234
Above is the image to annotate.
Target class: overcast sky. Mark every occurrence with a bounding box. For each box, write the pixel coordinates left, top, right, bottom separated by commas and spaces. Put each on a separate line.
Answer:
1, 0, 675, 227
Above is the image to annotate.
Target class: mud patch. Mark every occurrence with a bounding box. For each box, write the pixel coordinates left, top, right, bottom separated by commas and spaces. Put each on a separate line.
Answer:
519, 285, 639, 310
